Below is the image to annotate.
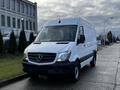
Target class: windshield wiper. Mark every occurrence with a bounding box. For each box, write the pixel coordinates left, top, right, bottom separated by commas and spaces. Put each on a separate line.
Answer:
33, 42, 41, 44
56, 41, 69, 44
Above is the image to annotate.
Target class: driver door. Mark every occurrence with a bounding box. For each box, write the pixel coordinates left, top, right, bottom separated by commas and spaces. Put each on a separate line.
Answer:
76, 26, 88, 67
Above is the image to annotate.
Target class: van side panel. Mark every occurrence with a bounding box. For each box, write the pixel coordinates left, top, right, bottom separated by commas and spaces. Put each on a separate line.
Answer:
78, 19, 97, 68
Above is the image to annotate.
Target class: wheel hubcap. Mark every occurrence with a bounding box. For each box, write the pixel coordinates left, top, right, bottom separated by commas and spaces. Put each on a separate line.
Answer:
75, 66, 79, 79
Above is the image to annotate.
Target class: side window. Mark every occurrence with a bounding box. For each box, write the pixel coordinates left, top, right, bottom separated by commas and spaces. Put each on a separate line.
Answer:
79, 26, 84, 35
77, 26, 86, 44
78, 26, 84, 39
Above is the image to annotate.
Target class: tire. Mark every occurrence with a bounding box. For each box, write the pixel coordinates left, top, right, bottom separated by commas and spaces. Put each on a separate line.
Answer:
71, 62, 80, 82
90, 52, 97, 67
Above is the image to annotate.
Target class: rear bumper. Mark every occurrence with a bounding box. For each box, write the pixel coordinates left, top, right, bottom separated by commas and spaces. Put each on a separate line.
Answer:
22, 59, 75, 75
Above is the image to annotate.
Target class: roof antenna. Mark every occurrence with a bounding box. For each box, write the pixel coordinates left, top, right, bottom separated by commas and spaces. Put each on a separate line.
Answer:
58, 17, 61, 23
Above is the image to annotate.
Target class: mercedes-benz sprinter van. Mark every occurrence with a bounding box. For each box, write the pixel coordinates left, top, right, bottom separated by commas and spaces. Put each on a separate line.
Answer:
23, 17, 97, 81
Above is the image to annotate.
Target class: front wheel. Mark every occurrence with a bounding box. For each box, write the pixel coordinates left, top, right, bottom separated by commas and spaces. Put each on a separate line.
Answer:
71, 63, 80, 82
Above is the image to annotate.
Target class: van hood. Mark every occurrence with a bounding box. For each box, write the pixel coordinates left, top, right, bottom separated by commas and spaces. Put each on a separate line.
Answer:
25, 42, 75, 54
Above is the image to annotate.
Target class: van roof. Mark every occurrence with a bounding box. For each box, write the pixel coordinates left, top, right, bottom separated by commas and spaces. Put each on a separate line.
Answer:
44, 17, 89, 26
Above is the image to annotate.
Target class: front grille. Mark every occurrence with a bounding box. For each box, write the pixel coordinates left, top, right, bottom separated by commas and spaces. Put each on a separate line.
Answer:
28, 53, 56, 63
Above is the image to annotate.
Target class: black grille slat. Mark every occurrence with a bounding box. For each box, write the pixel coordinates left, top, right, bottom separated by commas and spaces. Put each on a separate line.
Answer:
28, 53, 56, 63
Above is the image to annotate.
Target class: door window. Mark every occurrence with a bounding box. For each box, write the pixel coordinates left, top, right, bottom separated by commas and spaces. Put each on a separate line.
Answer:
78, 26, 85, 39
79, 26, 84, 35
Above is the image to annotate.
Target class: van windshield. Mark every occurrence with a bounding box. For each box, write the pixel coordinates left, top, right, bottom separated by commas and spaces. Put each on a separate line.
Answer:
35, 25, 77, 42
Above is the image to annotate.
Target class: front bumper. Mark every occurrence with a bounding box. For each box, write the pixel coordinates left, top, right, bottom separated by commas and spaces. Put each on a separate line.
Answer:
22, 59, 75, 75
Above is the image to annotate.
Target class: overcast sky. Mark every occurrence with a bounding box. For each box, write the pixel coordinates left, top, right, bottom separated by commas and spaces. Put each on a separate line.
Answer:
29, 0, 120, 35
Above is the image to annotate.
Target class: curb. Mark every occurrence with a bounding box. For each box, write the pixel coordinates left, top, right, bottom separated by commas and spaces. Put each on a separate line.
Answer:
0, 73, 29, 88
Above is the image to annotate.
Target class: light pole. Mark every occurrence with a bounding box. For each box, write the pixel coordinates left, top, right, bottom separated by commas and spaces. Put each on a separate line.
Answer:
21, 18, 24, 31
103, 17, 113, 45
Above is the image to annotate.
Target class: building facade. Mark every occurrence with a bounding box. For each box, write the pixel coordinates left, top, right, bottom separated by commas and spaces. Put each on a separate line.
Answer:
0, 0, 37, 34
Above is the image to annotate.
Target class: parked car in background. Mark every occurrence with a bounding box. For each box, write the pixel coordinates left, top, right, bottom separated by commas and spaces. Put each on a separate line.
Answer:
2, 30, 35, 49
105, 40, 110, 45
2, 31, 19, 49
97, 40, 101, 46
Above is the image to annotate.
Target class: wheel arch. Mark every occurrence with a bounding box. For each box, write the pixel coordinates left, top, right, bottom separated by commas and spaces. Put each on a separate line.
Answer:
75, 58, 80, 64
75, 58, 81, 69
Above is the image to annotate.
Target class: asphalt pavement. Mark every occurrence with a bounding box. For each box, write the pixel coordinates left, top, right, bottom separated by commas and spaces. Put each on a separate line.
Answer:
1, 44, 120, 90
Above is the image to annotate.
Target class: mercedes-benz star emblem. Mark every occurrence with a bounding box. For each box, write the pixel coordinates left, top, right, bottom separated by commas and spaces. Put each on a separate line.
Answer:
38, 54, 43, 60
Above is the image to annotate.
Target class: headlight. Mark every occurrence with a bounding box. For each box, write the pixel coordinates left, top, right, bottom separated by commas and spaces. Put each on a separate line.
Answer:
56, 50, 71, 62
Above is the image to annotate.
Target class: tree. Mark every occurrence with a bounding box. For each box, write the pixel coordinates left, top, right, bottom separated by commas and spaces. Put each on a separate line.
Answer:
18, 30, 27, 53
8, 31, 17, 54
29, 32, 35, 44
116, 37, 120, 41
0, 31, 3, 54
112, 36, 117, 43
107, 31, 113, 43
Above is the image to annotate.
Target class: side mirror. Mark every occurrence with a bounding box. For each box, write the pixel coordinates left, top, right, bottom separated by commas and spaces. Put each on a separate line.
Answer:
77, 35, 85, 44
77, 38, 81, 44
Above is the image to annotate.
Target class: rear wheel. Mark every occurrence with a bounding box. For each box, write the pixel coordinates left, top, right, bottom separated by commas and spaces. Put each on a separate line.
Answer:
90, 52, 97, 67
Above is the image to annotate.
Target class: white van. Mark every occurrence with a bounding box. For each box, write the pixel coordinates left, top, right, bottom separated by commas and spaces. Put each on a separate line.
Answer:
23, 17, 97, 81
